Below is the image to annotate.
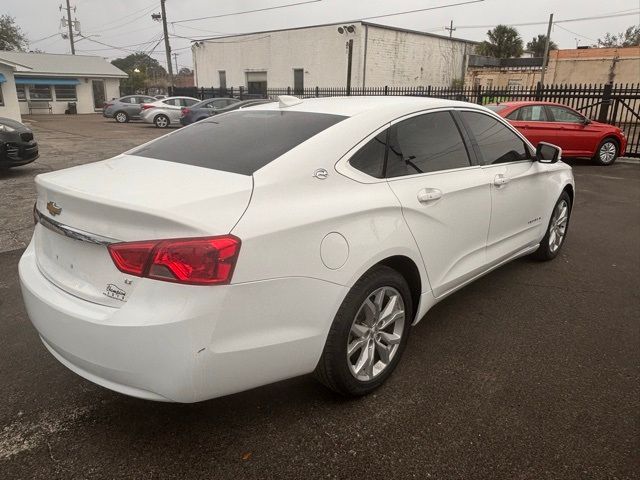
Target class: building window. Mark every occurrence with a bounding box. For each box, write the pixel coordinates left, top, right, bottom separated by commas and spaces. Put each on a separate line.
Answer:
28, 85, 52, 100
219, 71, 227, 90
54, 85, 77, 100
293, 68, 304, 95
507, 79, 522, 88
246, 71, 267, 96
16, 85, 26, 101
0, 84, 4, 106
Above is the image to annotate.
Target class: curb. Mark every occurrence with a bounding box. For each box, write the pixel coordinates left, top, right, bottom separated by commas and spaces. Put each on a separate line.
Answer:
617, 157, 640, 165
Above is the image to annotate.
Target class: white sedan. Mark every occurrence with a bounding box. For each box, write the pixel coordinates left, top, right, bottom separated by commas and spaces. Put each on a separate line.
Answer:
139, 96, 200, 128
19, 96, 574, 402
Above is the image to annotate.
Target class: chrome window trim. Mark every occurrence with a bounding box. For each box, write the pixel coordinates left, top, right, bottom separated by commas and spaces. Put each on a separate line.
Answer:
35, 209, 119, 246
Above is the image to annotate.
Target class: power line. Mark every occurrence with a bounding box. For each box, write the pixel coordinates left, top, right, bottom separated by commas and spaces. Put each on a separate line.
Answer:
360, 0, 485, 21
29, 33, 62, 44
553, 24, 599, 44
454, 9, 640, 29
172, 0, 322, 24
87, 5, 158, 34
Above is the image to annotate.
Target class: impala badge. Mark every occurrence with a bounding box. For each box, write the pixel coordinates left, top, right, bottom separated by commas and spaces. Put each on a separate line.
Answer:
46, 201, 62, 216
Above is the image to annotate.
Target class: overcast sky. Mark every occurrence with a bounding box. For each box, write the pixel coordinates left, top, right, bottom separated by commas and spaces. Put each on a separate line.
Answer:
5, 0, 640, 70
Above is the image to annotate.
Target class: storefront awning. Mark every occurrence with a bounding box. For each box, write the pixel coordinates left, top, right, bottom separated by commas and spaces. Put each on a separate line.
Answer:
15, 77, 80, 85
0, 73, 6, 83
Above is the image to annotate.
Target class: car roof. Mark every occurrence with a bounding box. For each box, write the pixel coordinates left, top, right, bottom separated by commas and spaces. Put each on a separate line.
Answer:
489, 101, 573, 108
248, 96, 485, 118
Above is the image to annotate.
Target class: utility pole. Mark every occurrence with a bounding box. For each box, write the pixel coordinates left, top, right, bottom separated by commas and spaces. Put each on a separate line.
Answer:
160, 0, 174, 87
346, 39, 353, 95
540, 13, 554, 86
65, 0, 75, 54
445, 20, 456, 38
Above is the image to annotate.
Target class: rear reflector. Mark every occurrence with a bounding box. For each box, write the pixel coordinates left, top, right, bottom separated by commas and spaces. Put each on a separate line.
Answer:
108, 236, 241, 285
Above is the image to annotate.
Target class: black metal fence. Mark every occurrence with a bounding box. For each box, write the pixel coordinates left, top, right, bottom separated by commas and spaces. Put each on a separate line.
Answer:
170, 83, 640, 157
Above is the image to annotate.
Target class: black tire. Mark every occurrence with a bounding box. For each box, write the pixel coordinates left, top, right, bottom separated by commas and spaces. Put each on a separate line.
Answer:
532, 191, 572, 261
593, 137, 619, 166
114, 111, 129, 123
315, 265, 413, 396
154, 114, 170, 128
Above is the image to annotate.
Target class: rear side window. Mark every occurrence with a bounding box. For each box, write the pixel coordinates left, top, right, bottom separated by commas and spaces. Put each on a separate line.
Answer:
349, 130, 387, 178
386, 112, 471, 177
132, 111, 345, 175
507, 105, 548, 121
461, 111, 529, 165
163, 99, 180, 106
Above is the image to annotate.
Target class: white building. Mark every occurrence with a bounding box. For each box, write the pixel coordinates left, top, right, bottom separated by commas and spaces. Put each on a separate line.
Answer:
0, 52, 126, 122
192, 21, 477, 93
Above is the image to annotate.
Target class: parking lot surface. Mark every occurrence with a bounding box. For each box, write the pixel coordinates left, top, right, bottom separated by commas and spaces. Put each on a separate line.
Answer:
1, 115, 638, 479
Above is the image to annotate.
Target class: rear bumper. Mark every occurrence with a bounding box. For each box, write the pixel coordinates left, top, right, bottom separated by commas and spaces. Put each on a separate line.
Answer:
19, 240, 346, 402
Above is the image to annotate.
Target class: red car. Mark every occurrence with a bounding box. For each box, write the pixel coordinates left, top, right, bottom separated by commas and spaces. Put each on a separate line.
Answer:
488, 101, 627, 165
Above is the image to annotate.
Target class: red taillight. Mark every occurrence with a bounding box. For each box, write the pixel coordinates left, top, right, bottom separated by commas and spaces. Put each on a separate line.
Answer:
181, 108, 190, 116
104, 102, 113, 109
141, 104, 155, 110
107, 236, 241, 285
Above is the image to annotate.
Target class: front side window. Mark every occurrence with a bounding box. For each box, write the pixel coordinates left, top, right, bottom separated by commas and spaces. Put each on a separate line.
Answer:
349, 130, 387, 179
461, 111, 529, 165
181, 98, 198, 107
386, 111, 471, 178
547, 106, 584, 123
508, 105, 548, 122
29, 85, 52, 100
132, 110, 345, 175
54, 85, 77, 100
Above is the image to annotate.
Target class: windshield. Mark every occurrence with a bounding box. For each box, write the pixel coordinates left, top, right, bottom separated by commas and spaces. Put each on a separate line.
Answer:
132, 110, 346, 175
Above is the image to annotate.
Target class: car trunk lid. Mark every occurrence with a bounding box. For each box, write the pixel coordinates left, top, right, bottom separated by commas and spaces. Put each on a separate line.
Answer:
33, 155, 253, 307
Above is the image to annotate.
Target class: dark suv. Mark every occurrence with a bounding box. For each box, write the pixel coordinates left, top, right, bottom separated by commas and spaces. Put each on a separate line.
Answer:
0, 117, 39, 168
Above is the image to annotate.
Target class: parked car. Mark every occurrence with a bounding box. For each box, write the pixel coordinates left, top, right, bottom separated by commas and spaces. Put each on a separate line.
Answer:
103, 95, 158, 123
180, 98, 271, 125
20, 96, 574, 402
139, 96, 200, 128
154, 95, 167, 100
0, 117, 39, 168
488, 101, 627, 165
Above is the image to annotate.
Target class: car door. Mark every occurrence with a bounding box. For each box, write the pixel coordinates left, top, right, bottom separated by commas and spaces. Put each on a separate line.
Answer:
459, 110, 548, 265
384, 110, 491, 298
507, 105, 558, 146
131, 96, 154, 118
545, 105, 595, 156
162, 98, 183, 122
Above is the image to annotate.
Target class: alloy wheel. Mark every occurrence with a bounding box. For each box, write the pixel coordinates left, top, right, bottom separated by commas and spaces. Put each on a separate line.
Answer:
599, 141, 617, 164
548, 199, 569, 253
115, 112, 127, 123
347, 286, 405, 381
155, 115, 169, 128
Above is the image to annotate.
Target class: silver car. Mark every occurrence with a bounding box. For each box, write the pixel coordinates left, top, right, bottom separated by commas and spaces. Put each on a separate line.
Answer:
103, 95, 158, 123
139, 96, 200, 128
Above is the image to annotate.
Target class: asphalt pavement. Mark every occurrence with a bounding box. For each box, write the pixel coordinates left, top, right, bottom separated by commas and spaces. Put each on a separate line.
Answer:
0, 115, 638, 479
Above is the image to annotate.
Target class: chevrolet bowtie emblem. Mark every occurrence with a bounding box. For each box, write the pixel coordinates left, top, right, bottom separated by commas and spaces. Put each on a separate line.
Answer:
46, 201, 62, 216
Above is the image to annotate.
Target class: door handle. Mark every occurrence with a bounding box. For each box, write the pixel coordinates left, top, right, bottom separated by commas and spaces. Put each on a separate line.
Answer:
417, 188, 442, 203
494, 174, 510, 187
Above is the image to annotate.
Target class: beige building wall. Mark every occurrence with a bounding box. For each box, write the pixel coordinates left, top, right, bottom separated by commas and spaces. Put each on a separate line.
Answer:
465, 47, 640, 88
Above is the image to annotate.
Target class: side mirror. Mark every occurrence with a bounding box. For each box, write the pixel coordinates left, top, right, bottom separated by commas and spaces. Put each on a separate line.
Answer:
582, 117, 592, 125
536, 142, 562, 163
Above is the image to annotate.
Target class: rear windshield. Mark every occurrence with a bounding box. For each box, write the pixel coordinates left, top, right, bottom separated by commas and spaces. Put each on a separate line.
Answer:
485, 104, 509, 113
132, 110, 345, 175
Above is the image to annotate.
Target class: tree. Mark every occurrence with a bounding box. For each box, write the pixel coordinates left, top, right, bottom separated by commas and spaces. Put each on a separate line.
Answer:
526, 34, 558, 57
0, 15, 28, 51
112, 53, 168, 93
476, 25, 524, 58
178, 67, 193, 76
598, 25, 640, 47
